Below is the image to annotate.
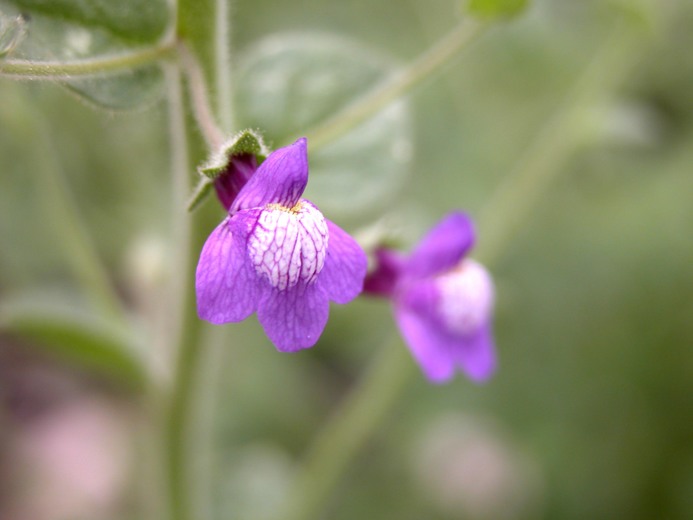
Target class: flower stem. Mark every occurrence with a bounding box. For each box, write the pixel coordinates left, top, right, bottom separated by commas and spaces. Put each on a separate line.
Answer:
282, 337, 415, 520
0, 41, 176, 79
303, 19, 486, 151
282, 23, 644, 520
476, 24, 642, 264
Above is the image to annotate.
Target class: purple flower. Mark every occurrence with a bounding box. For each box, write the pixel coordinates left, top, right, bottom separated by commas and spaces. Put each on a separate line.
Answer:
364, 212, 496, 383
213, 153, 258, 211
196, 138, 368, 352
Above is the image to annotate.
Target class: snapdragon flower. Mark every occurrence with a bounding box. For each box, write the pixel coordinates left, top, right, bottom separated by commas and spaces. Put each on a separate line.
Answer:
365, 212, 496, 383
196, 138, 367, 351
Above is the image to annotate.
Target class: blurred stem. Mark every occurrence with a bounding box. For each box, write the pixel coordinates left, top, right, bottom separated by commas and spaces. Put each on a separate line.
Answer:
0, 41, 175, 79
302, 19, 486, 151
164, 2, 231, 520
284, 22, 644, 520
283, 337, 415, 520
29, 107, 128, 328
476, 25, 641, 263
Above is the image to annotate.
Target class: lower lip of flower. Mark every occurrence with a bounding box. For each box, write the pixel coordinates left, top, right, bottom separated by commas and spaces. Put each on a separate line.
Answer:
247, 200, 328, 290
435, 259, 494, 336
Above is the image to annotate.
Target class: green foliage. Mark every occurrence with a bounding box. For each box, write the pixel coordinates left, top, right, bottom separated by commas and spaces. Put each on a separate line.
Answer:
466, 0, 529, 19
3, 0, 170, 43
235, 33, 413, 222
0, 296, 147, 390
65, 64, 164, 110
0, 11, 26, 56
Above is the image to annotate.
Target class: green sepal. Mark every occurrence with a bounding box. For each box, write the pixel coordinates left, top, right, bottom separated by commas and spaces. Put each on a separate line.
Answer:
3, 0, 171, 44
188, 129, 269, 212
0, 295, 147, 391
465, 0, 529, 19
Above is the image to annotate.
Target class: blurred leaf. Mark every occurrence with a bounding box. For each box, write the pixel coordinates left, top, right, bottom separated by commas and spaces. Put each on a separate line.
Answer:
235, 33, 413, 223
65, 64, 165, 110
3, 0, 170, 43
466, 0, 529, 19
0, 11, 26, 57
0, 295, 147, 390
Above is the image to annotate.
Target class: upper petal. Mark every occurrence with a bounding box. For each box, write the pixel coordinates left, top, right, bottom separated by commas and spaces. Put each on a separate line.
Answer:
231, 138, 308, 213
195, 217, 262, 324
257, 282, 329, 352
406, 211, 476, 279
317, 220, 368, 304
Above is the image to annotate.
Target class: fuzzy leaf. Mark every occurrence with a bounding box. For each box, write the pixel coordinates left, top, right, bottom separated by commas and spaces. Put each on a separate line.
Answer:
235, 33, 413, 224
0, 296, 147, 390
199, 129, 268, 180
66, 64, 164, 110
3, 0, 170, 43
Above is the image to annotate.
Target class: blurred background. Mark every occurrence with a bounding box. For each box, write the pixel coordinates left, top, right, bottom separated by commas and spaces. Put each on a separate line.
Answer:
1, 0, 692, 519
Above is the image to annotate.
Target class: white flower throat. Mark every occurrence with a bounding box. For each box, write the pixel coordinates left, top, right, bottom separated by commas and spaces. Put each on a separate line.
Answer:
247, 200, 328, 290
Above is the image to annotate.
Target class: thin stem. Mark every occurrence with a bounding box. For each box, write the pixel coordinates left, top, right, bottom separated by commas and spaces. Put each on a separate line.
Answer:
282, 337, 415, 520
302, 19, 486, 151
282, 23, 643, 520
476, 25, 640, 264
0, 41, 175, 79
215, 0, 235, 132
178, 40, 225, 149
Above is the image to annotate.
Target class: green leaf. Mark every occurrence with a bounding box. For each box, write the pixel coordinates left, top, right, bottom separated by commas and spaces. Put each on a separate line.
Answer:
3, 0, 170, 43
65, 64, 165, 110
0, 294, 147, 390
235, 33, 413, 223
466, 0, 529, 19
0, 11, 26, 57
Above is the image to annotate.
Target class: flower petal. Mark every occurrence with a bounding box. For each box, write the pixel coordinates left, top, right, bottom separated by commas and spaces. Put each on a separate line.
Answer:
231, 138, 308, 213
407, 211, 475, 278
363, 248, 406, 297
395, 303, 455, 384
195, 217, 261, 324
317, 220, 368, 304
257, 282, 329, 352
452, 323, 497, 383
214, 154, 258, 210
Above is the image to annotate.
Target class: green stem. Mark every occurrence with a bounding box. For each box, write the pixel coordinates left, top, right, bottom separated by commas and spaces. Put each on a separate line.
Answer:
476, 25, 641, 264
283, 337, 415, 520
302, 19, 486, 151
283, 23, 644, 520
0, 41, 175, 79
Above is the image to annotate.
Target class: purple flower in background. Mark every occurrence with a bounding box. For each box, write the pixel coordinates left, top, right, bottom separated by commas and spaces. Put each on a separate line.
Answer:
364, 212, 496, 383
196, 138, 367, 351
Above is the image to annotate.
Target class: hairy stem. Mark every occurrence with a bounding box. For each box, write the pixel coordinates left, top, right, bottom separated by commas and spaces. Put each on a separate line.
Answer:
302, 19, 486, 151
0, 41, 175, 79
282, 337, 415, 520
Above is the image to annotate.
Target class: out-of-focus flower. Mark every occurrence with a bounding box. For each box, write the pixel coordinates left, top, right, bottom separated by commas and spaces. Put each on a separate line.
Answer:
196, 138, 367, 351
364, 212, 496, 383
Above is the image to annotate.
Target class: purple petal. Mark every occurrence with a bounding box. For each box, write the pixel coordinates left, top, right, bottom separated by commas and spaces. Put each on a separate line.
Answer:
452, 323, 496, 383
407, 211, 475, 279
363, 248, 406, 297
257, 282, 329, 352
195, 217, 261, 324
317, 220, 367, 304
395, 303, 455, 384
231, 138, 308, 213
214, 154, 258, 210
